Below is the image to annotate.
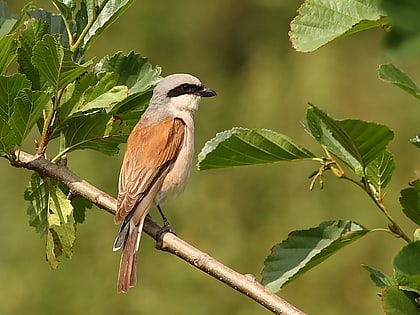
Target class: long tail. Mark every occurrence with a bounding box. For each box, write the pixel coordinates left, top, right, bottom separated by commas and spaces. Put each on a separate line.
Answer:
115, 217, 145, 293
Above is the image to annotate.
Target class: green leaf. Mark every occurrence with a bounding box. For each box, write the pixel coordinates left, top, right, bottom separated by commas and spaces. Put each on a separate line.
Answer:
0, 74, 32, 155
9, 89, 51, 145
17, 18, 49, 90
51, 0, 77, 21
378, 64, 420, 99
362, 264, 398, 288
58, 71, 125, 120
110, 89, 152, 122
365, 150, 395, 192
57, 72, 98, 122
81, 0, 137, 53
394, 241, 420, 293
197, 127, 315, 170
0, 116, 16, 156
46, 183, 76, 268
24, 172, 49, 235
0, 1, 18, 37
305, 105, 394, 175
32, 34, 92, 92
57, 110, 130, 156
95, 51, 161, 95
0, 34, 18, 74
382, 286, 420, 315
28, 9, 69, 47
400, 180, 420, 225
72, 72, 127, 114
305, 107, 362, 172
58, 183, 92, 224
289, 0, 386, 52
24, 173, 78, 268
76, 85, 128, 113
71, 196, 92, 224
0, 74, 31, 121
262, 220, 369, 292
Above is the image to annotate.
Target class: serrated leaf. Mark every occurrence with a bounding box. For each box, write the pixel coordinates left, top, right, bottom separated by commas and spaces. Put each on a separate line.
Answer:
0, 74, 31, 121
110, 89, 152, 123
400, 180, 420, 225
197, 127, 315, 170
46, 183, 75, 268
0, 34, 18, 74
0, 115, 16, 156
95, 51, 161, 95
32, 34, 91, 92
289, 0, 386, 52
57, 72, 98, 121
362, 264, 398, 288
71, 196, 92, 224
305, 107, 362, 172
305, 105, 394, 175
262, 220, 369, 292
58, 183, 92, 224
81, 0, 137, 53
75, 85, 127, 113
71, 72, 126, 114
17, 18, 49, 90
28, 9, 69, 47
365, 150, 395, 192
393, 241, 420, 293
9, 89, 51, 145
24, 172, 49, 235
0, 74, 31, 155
382, 285, 420, 315
378, 64, 420, 99
57, 110, 130, 156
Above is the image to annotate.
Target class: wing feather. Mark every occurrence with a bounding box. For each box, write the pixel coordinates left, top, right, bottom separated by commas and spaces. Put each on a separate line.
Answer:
115, 117, 186, 224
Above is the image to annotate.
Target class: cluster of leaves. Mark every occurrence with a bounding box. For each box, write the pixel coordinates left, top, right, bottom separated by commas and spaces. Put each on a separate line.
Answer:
0, 0, 161, 268
198, 0, 420, 313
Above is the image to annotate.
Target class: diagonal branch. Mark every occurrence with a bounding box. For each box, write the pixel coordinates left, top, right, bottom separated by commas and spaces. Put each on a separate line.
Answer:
13, 150, 307, 315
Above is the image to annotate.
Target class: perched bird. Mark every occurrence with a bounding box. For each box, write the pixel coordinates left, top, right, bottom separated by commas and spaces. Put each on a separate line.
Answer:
113, 73, 216, 293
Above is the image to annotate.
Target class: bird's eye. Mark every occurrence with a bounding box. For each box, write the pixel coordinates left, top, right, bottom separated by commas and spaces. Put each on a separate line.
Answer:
167, 83, 200, 97
181, 84, 193, 92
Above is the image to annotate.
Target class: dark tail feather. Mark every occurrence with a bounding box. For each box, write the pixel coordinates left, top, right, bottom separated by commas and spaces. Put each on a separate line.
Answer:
117, 220, 140, 293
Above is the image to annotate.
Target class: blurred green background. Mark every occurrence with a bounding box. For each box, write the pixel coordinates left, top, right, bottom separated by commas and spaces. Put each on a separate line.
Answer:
2, 1, 420, 314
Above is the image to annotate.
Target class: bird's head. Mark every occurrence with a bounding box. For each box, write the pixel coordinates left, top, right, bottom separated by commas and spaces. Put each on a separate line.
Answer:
151, 74, 216, 112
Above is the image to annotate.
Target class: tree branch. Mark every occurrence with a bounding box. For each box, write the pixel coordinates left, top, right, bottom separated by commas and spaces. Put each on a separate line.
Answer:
13, 150, 307, 315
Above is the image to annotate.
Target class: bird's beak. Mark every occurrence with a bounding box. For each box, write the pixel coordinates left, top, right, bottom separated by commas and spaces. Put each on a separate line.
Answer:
198, 85, 217, 97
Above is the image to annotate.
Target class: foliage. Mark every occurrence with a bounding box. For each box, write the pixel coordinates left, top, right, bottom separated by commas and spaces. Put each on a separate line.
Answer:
0, 0, 161, 267
1, 0, 420, 314
198, 0, 420, 313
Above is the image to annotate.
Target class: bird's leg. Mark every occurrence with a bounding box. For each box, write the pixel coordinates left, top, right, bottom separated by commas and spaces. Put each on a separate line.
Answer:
155, 205, 176, 244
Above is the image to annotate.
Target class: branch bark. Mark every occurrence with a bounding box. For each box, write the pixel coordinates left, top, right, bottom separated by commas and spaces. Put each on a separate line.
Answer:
13, 150, 307, 315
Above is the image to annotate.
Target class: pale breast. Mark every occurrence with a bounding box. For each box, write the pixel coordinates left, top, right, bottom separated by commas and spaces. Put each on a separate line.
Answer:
154, 118, 194, 204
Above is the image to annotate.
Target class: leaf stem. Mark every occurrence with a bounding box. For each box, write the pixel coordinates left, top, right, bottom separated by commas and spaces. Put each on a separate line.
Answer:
51, 1, 74, 47
321, 149, 411, 243
341, 175, 411, 243
37, 89, 63, 156
70, 0, 109, 55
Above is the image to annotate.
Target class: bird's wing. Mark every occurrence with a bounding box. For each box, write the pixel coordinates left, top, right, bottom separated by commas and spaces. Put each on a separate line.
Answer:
115, 117, 186, 225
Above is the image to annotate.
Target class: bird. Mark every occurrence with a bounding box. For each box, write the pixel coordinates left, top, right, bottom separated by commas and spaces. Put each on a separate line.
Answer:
113, 73, 216, 293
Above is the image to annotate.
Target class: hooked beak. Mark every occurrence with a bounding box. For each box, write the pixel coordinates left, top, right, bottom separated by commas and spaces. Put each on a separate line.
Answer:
198, 85, 217, 97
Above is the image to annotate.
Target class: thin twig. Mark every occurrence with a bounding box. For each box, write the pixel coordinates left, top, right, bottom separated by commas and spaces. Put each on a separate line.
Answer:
13, 150, 307, 315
